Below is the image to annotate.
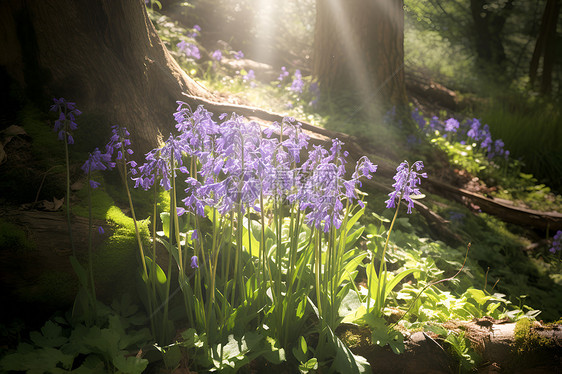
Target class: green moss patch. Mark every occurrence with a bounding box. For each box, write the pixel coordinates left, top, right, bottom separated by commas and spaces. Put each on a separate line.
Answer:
0, 219, 34, 251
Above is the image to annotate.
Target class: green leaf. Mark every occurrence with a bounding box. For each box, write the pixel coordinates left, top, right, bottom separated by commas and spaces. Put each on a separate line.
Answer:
327, 326, 370, 373
70, 255, 89, 288
384, 268, 417, 300
0, 346, 74, 372
30, 320, 68, 348
144, 256, 167, 284
464, 288, 490, 306
242, 220, 261, 257
298, 357, 318, 373
112, 353, 149, 374
345, 227, 365, 249
160, 212, 170, 238
345, 207, 365, 234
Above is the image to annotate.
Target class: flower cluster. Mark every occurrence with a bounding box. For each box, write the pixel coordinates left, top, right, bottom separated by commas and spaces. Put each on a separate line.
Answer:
177, 40, 201, 60
50, 98, 81, 144
233, 50, 244, 60
81, 148, 112, 189
277, 66, 289, 85
242, 70, 256, 87
134, 103, 377, 232
188, 25, 201, 39
385, 160, 427, 214
412, 109, 509, 160
290, 69, 304, 94
550, 230, 562, 253
211, 49, 222, 61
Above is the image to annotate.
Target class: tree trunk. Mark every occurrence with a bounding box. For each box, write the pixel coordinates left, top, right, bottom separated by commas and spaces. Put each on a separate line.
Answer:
0, 0, 214, 154
529, 0, 561, 95
313, 0, 408, 119
469, 0, 514, 71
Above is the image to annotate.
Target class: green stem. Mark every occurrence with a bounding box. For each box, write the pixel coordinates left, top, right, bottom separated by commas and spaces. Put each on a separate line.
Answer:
87, 171, 97, 314
64, 133, 75, 256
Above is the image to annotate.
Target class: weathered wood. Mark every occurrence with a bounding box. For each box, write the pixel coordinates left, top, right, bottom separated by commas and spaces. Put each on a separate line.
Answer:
426, 179, 562, 231
340, 321, 562, 373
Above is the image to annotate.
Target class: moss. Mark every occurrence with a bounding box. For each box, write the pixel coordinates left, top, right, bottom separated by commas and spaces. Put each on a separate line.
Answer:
72, 185, 114, 220
0, 219, 34, 251
514, 318, 554, 353
88, 205, 152, 299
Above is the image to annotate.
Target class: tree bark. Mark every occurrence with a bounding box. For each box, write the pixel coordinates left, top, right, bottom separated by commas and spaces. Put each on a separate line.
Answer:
469, 0, 514, 70
313, 0, 408, 119
529, 0, 561, 95
0, 0, 213, 154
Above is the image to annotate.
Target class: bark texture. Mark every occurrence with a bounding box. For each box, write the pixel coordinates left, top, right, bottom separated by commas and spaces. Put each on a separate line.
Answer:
0, 0, 213, 153
529, 0, 561, 94
313, 0, 407, 115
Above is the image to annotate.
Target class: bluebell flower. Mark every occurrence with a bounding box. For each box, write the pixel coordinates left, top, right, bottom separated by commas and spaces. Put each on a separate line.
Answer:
411, 108, 426, 130
188, 25, 201, 38
98, 226, 105, 234
233, 50, 244, 60
550, 230, 562, 253
444, 118, 459, 132
132, 134, 189, 191
385, 160, 427, 214
290, 69, 304, 94
177, 40, 201, 59
242, 69, 256, 87
190, 255, 199, 269
104, 125, 136, 172
212, 49, 222, 61
50, 97, 81, 144
277, 66, 289, 85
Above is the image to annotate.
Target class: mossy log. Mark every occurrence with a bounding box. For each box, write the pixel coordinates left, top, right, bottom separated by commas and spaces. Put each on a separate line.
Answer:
340, 320, 562, 373
0, 208, 143, 323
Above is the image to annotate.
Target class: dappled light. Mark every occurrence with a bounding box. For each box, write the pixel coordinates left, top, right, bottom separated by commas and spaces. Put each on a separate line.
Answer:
0, 0, 561, 373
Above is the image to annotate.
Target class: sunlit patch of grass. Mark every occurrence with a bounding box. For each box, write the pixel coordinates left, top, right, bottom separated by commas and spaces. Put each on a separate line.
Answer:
479, 95, 562, 193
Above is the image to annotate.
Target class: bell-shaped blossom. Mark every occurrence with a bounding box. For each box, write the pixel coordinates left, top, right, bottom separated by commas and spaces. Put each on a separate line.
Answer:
385, 160, 427, 214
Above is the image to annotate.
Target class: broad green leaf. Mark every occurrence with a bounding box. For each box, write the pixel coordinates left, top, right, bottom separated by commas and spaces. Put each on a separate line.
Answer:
345, 227, 365, 249
327, 325, 370, 373
342, 304, 367, 323
29, 320, 68, 348
345, 207, 365, 234
384, 268, 417, 300
464, 288, 490, 306
144, 256, 167, 284
160, 212, 170, 238
112, 353, 149, 374
242, 220, 261, 257
339, 288, 362, 318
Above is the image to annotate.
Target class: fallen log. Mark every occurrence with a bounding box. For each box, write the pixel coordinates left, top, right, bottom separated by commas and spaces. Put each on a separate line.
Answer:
340, 319, 562, 373
426, 179, 562, 232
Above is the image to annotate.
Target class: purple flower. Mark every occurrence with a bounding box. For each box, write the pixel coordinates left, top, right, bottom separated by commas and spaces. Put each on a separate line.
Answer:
98, 226, 105, 234
290, 69, 304, 94
385, 160, 427, 214
411, 108, 426, 130
81, 148, 112, 175
212, 49, 222, 61
277, 66, 289, 84
550, 230, 562, 253
190, 255, 199, 269
132, 134, 189, 191
233, 50, 244, 60
104, 125, 136, 173
50, 97, 81, 144
188, 25, 201, 38
444, 118, 459, 133
243, 69, 255, 81
177, 40, 200, 60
